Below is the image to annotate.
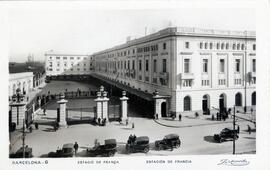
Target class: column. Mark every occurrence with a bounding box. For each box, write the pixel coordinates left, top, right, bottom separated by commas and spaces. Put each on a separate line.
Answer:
153, 91, 161, 119
120, 91, 129, 121
57, 94, 68, 127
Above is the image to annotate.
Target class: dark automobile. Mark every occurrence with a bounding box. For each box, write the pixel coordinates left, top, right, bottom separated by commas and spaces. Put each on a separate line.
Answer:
86, 139, 117, 157
214, 128, 239, 143
126, 136, 149, 153
155, 134, 181, 151
10, 146, 33, 158
48, 143, 74, 158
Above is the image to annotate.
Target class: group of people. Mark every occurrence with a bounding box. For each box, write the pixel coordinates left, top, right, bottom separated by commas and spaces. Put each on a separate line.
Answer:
127, 134, 137, 145
94, 117, 107, 126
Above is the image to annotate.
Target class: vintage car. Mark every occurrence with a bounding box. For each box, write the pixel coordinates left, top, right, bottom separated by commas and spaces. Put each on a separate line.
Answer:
86, 139, 117, 157
126, 136, 149, 153
214, 128, 239, 143
155, 134, 181, 151
10, 146, 33, 158
48, 143, 74, 158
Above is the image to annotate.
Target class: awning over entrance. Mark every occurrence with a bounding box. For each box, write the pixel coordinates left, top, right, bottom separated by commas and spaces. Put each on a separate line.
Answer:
91, 74, 170, 101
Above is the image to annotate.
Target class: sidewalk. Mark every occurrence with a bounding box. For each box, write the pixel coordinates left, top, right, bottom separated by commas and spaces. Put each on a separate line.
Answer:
154, 112, 256, 128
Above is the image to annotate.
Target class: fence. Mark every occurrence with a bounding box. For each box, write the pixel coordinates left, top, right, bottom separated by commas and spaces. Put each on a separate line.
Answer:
66, 107, 96, 124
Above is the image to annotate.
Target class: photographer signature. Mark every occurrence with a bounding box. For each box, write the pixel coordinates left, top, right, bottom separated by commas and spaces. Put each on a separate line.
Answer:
217, 159, 250, 166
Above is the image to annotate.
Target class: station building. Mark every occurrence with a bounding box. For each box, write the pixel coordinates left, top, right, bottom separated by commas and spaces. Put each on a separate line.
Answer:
45, 52, 93, 78
91, 27, 256, 117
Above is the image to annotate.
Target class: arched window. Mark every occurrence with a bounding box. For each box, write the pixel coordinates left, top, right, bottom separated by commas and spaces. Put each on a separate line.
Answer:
226, 43, 229, 50
237, 43, 240, 50
205, 42, 208, 49
217, 43, 220, 49
199, 42, 203, 49
252, 92, 256, 105
209, 42, 213, 49
235, 92, 242, 106
184, 96, 191, 111
221, 43, 224, 50
233, 44, 236, 50
241, 44, 245, 50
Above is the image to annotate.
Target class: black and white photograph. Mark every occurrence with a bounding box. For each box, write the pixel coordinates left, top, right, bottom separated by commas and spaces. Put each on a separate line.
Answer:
1, 1, 270, 170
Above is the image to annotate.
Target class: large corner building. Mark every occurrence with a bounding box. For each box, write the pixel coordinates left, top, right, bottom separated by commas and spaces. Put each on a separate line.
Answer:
91, 27, 256, 117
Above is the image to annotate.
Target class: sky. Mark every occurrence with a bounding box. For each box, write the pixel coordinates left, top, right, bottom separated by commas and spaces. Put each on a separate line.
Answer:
8, 4, 255, 63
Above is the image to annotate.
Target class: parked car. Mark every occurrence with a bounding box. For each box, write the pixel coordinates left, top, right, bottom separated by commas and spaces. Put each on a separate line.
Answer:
126, 135, 149, 153
10, 146, 33, 158
214, 128, 239, 143
48, 143, 74, 157
86, 139, 117, 157
155, 134, 181, 151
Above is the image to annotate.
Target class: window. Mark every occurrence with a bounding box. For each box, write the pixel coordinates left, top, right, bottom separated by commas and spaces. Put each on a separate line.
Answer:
153, 59, 157, 73
219, 59, 225, 73
253, 44, 256, 51
77, 63, 80, 66
237, 44, 240, 50
63, 57, 67, 60
77, 57, 80, 60
210, 43, 213, 49
184, 96, 191, 111
252, 59, 256, 72
71, 62, 74, 66
132, 60, 135, 70
145, 60, 149, 71
185, 42, 190, 49
183, 80, 192, 87
70, 57, 74, 60
184, 59, 190, 73
201, 80, 210, 86
234, 79, 242, 85
128, 60, 130, 69
56, 57, 60, 59
235, 59, 240, 72
204, 42, 208, 49
199, 42, 203, 49
241, 44, 245, 50
139, 60, 142, 71
217, 43, 220, 49
57, 62, 60, 67
233, 44, 236, 50
163, 43, 167, 50
203, 59, 208, 73
84, 63, 86, 66
64, 62, 67, 67
162, 59, 167, 73
226, 43, 229, 50
221, 43, 224, 50
77, 68, 80, 71
218, 79, 226, 85
49, 62, 52, 67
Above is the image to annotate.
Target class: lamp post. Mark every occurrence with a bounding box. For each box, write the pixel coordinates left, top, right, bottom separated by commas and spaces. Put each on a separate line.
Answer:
233, 106, 236, 154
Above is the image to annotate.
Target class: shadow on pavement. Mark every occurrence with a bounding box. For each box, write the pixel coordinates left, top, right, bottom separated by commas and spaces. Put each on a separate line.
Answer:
243, 137, 256, 140
39, 154, 49, 158
42, 127, 57, 132
203, 136, 219, 143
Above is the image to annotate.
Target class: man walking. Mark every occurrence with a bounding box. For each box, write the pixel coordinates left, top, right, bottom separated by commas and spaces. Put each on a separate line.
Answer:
74, 142, 79, 156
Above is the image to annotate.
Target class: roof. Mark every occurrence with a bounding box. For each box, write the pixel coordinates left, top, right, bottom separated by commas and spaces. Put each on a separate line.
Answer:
92, 27, 256, 56
165, 134, 179, 139
9, 72, 34, 81
62, 143, 74, 148
136, 136, 149, 142
105, 139, 117, 145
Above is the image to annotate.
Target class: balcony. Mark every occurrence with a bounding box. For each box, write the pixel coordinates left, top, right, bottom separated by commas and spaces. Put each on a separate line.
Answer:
159, 72, 169, 80
180, 73, 194, 80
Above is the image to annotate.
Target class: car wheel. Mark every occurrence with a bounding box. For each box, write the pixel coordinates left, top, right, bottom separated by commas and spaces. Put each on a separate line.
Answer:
143, 147, 149, 153
108, 152, 114, 157
175, 143, 180, 148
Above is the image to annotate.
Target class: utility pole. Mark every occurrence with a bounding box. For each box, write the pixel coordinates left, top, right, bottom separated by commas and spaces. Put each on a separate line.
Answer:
233, 106, 236, 154
22, 119, 25, 158
244, 31, 247, 113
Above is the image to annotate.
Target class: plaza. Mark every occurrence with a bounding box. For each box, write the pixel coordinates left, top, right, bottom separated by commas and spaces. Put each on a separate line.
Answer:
10, 80, 256, 157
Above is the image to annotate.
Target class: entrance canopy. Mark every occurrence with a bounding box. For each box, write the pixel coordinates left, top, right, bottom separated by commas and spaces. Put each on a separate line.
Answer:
91, 74, 170, 101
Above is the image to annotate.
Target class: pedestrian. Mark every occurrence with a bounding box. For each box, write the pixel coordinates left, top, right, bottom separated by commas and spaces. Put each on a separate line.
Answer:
222, 114, 226, 121
126, 118, 129, 126
195, 112, 199, 118
74, 142, 79, 156
43, 108, 46, 115
35, 122, 39, 129
247, 125, 251, 134
132, 122, 135, 129
98, 117, 101, 126
237, 125, 240, 134
211, 114, 214, 121
179, 114, 182, 121
216, 112, 219, 121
